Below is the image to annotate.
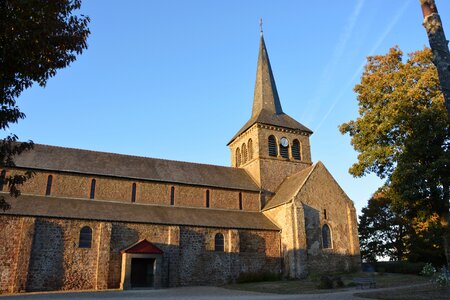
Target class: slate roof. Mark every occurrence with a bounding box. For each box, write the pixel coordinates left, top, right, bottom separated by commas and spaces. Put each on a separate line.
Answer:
228, 35, 312, 145
2, 194, 279, 231
263, 163, 316, 210
12, 144, 260, 192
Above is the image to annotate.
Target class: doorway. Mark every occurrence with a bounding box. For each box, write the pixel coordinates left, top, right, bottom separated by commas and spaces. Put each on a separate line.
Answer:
130, 258, 155, 288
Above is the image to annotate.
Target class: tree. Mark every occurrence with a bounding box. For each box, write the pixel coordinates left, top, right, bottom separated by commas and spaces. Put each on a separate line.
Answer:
0, 0, 90, 210
340, 47, 450, 267
359, 186, 445, 265
359, 187, 409, 262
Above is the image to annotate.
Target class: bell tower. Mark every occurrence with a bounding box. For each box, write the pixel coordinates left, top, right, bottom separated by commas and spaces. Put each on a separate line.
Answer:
228, 33, 313, 195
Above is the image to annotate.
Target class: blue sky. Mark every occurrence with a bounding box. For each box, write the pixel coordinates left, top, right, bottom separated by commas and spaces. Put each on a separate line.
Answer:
10, 0, 450, 214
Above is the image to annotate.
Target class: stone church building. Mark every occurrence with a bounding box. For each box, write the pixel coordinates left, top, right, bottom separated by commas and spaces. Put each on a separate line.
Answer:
0, 34, 360, 293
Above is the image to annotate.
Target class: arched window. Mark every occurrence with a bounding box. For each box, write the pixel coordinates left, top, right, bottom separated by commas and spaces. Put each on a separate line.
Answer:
131, 183, 137, 203
236, 148, 241, 167
248, 139, 253, 160
206, 190, 210, 208
214, 233, 224, 252
170, 186, 175, 206
241, 143, 247, 164
322, 224, 332, 249
79, 226, 92, 248
45, 175, 53, 196
292, 139, 301, 160
239, 192, 243, 210
268, 135, 277, 157
90, 179, 96, 199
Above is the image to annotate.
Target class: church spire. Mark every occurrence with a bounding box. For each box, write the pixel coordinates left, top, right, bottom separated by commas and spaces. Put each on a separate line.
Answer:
251, 33, 283, 118
227, 30, 312, 146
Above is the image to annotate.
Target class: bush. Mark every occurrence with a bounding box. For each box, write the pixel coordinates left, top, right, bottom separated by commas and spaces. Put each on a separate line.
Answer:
335, 276, 344, 288
373, 261, 427, 274
420, 263, 436, 277
236, 271, 281, 283
317, 275, 334, 289
316, 275, 344, 289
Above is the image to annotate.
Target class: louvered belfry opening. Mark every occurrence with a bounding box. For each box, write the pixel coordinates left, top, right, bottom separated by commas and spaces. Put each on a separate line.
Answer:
280, 142, 289, 159
268, 135, 277, 157
292, 139, 301, 160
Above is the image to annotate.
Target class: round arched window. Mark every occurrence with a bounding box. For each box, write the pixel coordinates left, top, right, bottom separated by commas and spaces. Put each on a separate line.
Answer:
79, 226, 93, 248
214, 233, 224, 252
322, 224, 332, 249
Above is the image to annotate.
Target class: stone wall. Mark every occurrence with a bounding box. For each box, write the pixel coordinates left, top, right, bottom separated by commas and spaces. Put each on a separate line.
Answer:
8, 169, 260, 211
229, 124, 312, 193
295, 163, 360, 274
178, 227, 281, 286
0, 215, 281, 293
0, 216, 32, 293
107, 222, 180, 288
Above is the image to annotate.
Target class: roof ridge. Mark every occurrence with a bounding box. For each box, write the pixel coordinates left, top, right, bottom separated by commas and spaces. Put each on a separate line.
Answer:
32, 143, 243, 171
263, 163, 316, 211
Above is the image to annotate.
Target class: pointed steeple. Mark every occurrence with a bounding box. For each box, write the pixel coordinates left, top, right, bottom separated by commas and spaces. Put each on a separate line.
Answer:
251, 35, 283, 117
227, 32, 312, 145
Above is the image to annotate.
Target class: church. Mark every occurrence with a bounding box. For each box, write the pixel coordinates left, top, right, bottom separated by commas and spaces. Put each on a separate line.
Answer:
0, 33, 360, 293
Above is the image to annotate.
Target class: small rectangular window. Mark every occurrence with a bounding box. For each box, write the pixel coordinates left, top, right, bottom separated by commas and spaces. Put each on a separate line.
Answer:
46, 175, 53, 196
90, 179, 96, 199
170, 186, 175, 206
206, 190, 210, 208
239, 192, 243, 210
324, 209, 327, 220
131, 183, 137, 203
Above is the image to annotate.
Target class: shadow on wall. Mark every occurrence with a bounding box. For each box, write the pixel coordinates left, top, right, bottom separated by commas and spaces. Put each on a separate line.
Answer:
18, 219, 358, 292
302, 203, 361, 275
26, 220, 64, 291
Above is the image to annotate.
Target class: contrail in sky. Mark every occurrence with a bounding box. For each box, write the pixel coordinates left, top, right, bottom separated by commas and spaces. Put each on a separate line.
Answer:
301, 0, 365, 124
314, 0, 412, 132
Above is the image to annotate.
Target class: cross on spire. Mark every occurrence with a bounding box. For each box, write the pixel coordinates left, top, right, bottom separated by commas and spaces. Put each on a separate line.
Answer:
260, 18, 263, 35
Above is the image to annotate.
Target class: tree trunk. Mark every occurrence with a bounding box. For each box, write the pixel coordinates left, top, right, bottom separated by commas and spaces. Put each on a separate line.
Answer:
420, 0, 450, 120
443, 182, 450, 269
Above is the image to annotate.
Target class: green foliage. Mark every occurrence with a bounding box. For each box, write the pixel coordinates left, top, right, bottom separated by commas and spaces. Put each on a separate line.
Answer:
359, 187, 410, 262
317, 275, 334, 289
359, 186, 445, 264
340, 46, 450, 267
421, 263, 436, 277
316, 275, 344, 289
421, 264, 450, 287
434, 267, 450, 287
0, 0, 90, 210
236, 271, 281, 283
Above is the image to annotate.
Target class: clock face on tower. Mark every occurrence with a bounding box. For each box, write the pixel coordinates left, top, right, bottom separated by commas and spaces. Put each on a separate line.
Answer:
280, 137, 289, 147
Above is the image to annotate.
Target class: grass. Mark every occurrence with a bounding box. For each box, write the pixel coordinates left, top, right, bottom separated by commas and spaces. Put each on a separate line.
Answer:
355, 284, 450, 300
223, 272, 430, 295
